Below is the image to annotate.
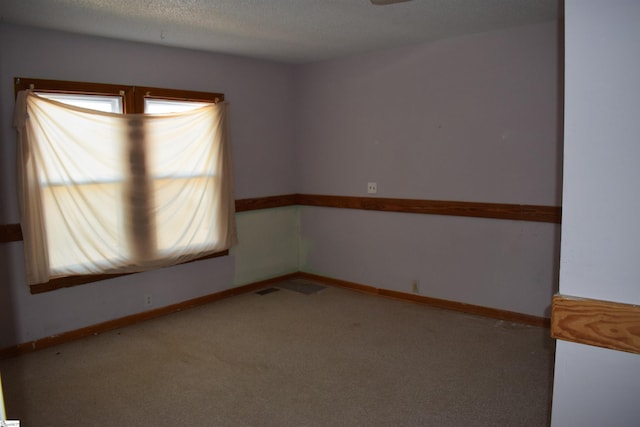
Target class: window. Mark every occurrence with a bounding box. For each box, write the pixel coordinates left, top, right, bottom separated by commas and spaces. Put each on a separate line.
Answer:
37, 93, 124, 113
14, 78, 236, 291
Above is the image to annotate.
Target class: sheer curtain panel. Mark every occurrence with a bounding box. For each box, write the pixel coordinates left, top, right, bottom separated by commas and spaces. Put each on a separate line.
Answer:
14, 91, 237, 286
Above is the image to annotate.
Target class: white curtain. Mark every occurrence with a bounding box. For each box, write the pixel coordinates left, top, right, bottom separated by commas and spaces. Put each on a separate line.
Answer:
14, 91, 237, 285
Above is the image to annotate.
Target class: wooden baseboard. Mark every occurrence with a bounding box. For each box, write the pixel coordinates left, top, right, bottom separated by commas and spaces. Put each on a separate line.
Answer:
1, 271, 551, 359
551, 294, 640, 354
297, 272, 551, 328
0, 273, 297, 359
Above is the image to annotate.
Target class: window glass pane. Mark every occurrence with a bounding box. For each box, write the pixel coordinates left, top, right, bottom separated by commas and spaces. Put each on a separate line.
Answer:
144, 98, 211, 114
154, 177, 219, 254
44, 184, 129, 274
146, 106, 217, 178
36, 93, 123, 113
144, 100, 221, 255
28, 96, 127, 185
25, 94, 130, 274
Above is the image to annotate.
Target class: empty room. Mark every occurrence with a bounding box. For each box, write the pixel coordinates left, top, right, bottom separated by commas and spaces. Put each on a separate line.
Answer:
1, 1, 639, 426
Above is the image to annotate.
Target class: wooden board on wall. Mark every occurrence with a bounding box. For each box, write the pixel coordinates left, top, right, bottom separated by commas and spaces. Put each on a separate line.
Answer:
552, 294, 640, 355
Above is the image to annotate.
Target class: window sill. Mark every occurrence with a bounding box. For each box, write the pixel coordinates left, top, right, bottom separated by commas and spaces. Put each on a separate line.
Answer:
29, 250, 229, 294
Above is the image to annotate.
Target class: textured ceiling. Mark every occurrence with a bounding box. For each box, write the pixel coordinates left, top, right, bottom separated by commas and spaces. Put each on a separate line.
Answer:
0, 0, 560, 63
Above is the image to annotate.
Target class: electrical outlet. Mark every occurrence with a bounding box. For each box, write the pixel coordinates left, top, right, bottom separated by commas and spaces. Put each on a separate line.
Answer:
411, 280, 419, 294
367, 182, 377, 194
144, 294, 153, 307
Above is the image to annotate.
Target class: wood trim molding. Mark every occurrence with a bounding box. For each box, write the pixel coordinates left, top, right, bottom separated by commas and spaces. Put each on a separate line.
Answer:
0, 194, 561, 244
29, 250, 229, 294
0, 224, 22, 243
1, 271, 548, 359
0, 273, 298, 359
296, 194, 561, 224
235, 194, 298, 212
298, 272, 550, 328
15, 78, 224, 116
551, 294, 640, 354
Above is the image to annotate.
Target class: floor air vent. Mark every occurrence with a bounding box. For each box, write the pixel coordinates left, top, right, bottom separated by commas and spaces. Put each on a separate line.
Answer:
256, 288, 280, 295
278, 279, 326, 295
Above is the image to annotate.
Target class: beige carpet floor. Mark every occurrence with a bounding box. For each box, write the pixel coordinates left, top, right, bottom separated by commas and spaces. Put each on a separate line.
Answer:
0, 280, 555, 426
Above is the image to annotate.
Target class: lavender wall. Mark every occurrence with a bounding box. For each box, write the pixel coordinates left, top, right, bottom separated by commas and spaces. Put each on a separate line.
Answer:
552, 2, 640, 425
0, 19, 563, 348
0, 23, 298, 348
294, 21, 562, 317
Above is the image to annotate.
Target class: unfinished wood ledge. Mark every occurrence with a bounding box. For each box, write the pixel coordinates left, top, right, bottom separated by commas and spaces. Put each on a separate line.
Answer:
551, 294, 640, 354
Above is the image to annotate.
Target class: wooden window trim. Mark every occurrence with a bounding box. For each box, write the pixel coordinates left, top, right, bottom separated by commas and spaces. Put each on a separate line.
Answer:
15, 77, 136, 112
29, 250, 229, 294
135, 86, 224, 112
14, 78, 224, 113
14, 77, 226, 293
